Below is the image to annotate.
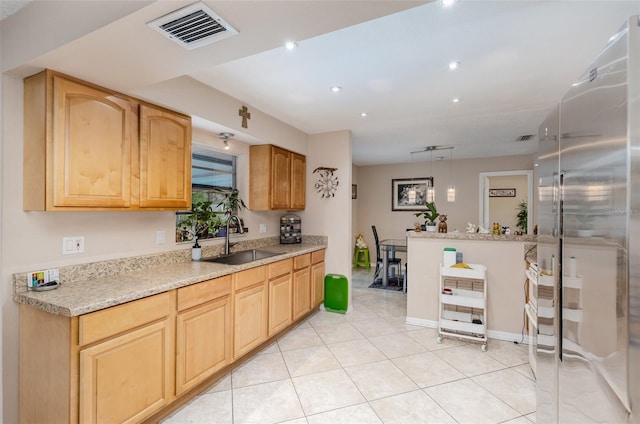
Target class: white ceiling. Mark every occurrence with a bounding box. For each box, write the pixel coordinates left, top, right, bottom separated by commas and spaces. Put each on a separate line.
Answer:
3, 0, 640, 165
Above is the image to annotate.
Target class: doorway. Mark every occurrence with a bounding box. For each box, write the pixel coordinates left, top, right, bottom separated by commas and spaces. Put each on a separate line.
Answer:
479, 170, 533, 234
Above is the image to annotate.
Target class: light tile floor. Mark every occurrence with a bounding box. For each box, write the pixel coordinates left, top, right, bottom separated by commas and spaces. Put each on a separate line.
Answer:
162, 268, 536, 424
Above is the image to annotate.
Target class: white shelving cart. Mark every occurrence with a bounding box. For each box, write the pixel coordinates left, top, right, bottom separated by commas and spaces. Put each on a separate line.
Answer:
438, 263, 488, 351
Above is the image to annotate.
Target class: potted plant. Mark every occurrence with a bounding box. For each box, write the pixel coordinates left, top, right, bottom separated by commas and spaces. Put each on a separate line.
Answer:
415, 201, 439, 232
216, 188, 247, 215
181, 200, 221, 259
516, 200, 528, 234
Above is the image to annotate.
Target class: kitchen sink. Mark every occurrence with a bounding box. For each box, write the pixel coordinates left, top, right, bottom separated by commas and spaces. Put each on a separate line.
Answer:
202, 249, 285, 265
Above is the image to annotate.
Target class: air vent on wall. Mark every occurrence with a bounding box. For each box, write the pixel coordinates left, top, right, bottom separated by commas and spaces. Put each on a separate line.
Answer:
516, 134, 534, 142
147, 1, 238, 50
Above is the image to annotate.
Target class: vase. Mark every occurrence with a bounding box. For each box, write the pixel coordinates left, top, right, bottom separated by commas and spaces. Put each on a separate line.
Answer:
192, 247, 202, 261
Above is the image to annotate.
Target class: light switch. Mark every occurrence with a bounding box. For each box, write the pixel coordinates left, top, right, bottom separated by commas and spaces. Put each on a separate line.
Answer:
156, 230, 165, 245
63, 236, 84, 254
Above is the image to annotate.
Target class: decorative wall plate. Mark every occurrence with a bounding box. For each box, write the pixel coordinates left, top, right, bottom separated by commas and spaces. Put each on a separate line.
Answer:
313, 167, 339, 198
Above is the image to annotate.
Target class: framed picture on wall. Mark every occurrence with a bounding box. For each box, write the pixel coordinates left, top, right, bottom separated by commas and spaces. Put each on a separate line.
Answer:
392, 177, 433, 211
489, 188, 516, 197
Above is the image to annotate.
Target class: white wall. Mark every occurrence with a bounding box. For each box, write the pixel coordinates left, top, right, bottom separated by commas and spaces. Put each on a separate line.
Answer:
304, 131, 352, 305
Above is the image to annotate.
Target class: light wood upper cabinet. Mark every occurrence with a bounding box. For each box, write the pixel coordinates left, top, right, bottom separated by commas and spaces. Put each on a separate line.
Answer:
290, 152, 306, 210
139, 104, 191, 209
249, 144, 306, 211
23, 69, 191, 211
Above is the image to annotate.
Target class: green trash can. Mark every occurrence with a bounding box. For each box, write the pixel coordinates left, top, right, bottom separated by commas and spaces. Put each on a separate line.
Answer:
324, 273, 348, 314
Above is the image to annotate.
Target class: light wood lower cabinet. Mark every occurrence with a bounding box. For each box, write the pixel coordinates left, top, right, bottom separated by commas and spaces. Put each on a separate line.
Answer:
18, 249, 326, 424
311, 250, 326, 308
233, 266, 269, 359
268, 259, 293, 337
175, 276, 232, 395
293, 254, 311, 320
77, 292, 175, 424
79, 319, 173, 424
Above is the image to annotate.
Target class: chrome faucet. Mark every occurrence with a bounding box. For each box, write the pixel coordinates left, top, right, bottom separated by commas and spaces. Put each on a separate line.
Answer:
224, 214, 244, 255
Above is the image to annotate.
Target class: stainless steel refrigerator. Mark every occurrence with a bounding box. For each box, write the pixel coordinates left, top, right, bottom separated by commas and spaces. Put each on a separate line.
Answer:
536, 16, 640, 423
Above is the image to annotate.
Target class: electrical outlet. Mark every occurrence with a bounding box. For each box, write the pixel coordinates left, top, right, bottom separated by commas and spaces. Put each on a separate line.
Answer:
156, 230, 165, 245
63, 236, 84, 255
259, 224, 267, 233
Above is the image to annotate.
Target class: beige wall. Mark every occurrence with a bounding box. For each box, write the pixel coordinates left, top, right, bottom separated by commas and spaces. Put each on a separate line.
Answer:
406, 236, 527, 339
354, 155, 535, 262
303, 131, 353, 306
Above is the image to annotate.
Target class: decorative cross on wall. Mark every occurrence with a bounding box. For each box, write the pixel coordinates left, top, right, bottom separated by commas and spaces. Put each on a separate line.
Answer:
239, 105, 251, 128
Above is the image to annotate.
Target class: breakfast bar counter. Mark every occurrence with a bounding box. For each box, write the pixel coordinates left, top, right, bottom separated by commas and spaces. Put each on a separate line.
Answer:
406, 231, 536, 340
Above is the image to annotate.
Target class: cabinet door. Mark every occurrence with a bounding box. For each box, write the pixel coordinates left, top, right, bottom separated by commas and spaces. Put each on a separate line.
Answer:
271, 146, 291, 209
139, 104, 191, 209
79, 319, 173, 424
269, 274, 292, 336
311, 261, 325, 308
176, 296, 231, 395
52, 74, 132, 208
290, 152, 306, 210
293, 267, 311, 320
234, 283, 268, 359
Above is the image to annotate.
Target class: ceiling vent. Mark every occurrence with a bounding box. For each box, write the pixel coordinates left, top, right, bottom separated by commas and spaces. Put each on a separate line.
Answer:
516, 134, 534, 142
147, 1, 238, 50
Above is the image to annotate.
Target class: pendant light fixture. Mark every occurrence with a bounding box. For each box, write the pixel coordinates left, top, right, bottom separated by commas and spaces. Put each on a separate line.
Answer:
447, 147, 456, 202
427, 149, 435, 202
407, 152, 417, 203
219, 132, 234, 150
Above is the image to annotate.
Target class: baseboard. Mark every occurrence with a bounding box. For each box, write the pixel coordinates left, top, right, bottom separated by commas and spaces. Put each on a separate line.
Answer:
405, 316, 530, 344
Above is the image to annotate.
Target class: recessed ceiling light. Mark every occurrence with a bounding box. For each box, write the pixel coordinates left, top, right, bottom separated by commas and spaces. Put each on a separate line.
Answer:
331, 86, 342, 93
361, 112, 368, 117
452, 97, 460, 103
284, 41, 298, 50
440, 0, 457, 7
448, 61, 461, 70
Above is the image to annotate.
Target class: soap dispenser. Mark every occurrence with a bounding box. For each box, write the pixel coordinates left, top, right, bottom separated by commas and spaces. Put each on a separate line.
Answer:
192, 239, 202, 261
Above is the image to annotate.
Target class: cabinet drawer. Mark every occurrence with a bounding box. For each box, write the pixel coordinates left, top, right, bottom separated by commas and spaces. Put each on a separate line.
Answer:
79, 291, 172, 346
269, 259, 292, 279
177, 275, 231, 312
235, 266, 267, 291
294, 254, 310, 270
311, 249, 325, 264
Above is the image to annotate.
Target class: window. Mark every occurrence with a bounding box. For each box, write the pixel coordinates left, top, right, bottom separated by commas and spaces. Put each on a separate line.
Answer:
176, 144, 237, 242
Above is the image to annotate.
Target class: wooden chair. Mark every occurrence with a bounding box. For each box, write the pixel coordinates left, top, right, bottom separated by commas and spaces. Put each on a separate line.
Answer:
371, 225, 402, 283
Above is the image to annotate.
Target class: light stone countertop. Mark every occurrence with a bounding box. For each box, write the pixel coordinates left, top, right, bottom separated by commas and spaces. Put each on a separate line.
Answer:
13, 238, 326, 317
407, 230, 538, 262
407, 230, 537, 243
